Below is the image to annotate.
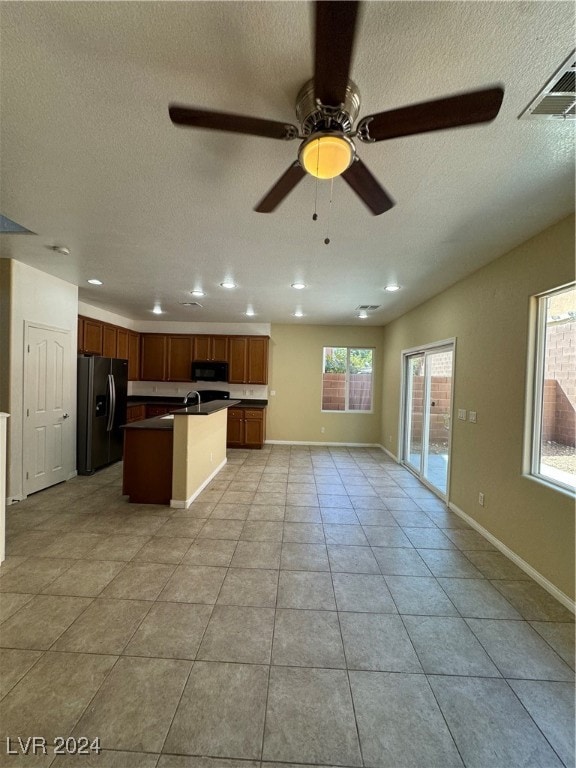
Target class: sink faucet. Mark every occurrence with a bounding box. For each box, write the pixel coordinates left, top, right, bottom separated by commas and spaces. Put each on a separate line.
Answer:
183, 390, 201, 405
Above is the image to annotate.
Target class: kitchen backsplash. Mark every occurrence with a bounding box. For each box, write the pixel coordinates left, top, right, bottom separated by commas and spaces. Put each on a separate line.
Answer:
128, 381, 268, 400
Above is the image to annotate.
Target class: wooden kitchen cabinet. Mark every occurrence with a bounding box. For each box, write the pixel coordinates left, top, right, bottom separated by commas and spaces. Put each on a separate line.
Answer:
167, 336, 193, 381
247, 336, 269, 384
117, 328, 129, 360
125, 404, 146, 423
145, 404, 174, 419
140, 334, 167, 380
228, 336, 269, 384
227, 406, 266, 449
102, 324, 118, 358
78, 315, 139, 379
80, 318, 104, 355
193, 335, 229, 361
228, 337, 248, 383
128, 331, 140, 380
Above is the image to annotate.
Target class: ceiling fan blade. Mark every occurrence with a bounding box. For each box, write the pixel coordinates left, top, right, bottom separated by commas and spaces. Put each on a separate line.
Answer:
357, 87, 504, 142
314, 1, 360, 106
254, 162, 307, 213
169, 105, 299, 141
342, 158, 395, 215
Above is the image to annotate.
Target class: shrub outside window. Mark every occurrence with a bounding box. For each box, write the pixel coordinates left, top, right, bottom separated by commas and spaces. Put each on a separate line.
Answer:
529, 283, 575, 493
322, 347, 373, 412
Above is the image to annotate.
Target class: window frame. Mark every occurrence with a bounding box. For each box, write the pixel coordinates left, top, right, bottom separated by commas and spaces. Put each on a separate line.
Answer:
526, 282, 575, 496
321, 346, 375, 414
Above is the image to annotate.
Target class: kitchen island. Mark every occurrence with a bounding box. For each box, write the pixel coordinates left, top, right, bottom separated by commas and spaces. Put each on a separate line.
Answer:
122, 399, 239, 507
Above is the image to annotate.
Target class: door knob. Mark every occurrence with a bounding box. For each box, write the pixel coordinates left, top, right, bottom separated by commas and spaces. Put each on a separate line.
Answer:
62, 413, 70, 419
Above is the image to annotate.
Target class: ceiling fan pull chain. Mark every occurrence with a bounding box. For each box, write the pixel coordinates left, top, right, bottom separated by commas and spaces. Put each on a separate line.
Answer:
324, 178, 334, 245
313, 175, 319, 221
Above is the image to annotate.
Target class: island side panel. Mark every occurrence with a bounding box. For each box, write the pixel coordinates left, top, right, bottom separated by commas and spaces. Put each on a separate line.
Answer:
123, 428, 173, 504
171, 409, 228, 508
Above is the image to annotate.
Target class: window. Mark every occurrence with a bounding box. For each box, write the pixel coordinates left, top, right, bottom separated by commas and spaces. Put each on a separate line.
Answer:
529, 283, 575, 493
322, 347, 373, 412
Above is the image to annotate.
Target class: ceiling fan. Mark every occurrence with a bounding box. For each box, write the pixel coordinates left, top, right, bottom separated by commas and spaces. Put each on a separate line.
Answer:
169, 1, 504, 216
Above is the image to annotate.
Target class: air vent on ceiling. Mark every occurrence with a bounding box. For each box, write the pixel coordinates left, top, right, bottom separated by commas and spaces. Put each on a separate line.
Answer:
519, 50, 575, 120
179, 302, 203, 307
356, 305, 381, 311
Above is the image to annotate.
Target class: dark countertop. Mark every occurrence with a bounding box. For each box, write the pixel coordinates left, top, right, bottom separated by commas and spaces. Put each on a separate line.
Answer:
123, 399, 241, 430
127, 396, 267, 408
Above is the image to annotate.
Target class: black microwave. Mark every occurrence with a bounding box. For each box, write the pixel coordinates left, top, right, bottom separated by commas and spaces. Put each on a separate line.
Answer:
192, 360, 229, 382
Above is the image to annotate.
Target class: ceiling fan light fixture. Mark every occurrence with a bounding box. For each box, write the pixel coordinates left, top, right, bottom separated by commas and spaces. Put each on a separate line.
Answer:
299, 133, 355, 179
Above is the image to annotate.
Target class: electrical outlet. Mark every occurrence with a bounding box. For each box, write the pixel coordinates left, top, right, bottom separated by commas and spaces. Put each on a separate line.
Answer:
321, 426, 325, 433
478, 492, 485, 506
389, 435, 393, 444
152, 385, 157, 393
270, 390, 276, 396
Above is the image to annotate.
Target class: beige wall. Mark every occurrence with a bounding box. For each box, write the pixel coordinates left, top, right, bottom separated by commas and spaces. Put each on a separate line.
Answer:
268, 325, 384, 445
380, 215, 575, 600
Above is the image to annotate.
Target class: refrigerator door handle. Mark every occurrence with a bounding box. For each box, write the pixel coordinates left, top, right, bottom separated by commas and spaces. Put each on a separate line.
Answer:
106, 374, 115, 432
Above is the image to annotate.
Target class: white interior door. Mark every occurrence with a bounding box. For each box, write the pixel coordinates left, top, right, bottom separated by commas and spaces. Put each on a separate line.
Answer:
24, 324, 72, 495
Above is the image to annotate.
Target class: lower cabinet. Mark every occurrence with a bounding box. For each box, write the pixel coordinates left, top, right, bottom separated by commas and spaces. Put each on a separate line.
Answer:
145, 404, 174, 419
126, 404, 146, 423
227, 407, 266, 449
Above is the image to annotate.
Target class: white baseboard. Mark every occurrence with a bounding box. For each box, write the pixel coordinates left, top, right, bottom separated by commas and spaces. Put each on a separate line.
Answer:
265, 440, 381, 448
170, 457, 227, 509
448, 501, 575, 615
379, 445, 399, 462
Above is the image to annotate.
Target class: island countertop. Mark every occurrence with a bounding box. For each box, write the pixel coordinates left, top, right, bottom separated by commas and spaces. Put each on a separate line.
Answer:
123, 399, 241, 429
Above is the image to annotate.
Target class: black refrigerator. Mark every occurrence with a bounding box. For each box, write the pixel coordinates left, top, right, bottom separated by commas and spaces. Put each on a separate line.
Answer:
77, 356, 128, 475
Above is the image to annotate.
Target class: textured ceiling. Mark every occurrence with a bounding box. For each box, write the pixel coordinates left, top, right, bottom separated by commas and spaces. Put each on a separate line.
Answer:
0, 1, 574, 325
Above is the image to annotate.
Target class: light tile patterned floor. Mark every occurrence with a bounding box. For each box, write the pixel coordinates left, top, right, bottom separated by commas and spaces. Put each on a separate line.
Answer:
1, 445, 574, 767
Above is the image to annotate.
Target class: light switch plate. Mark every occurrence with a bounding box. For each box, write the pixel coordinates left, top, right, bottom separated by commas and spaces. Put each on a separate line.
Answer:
458, 409, 467, 421
469, 411, 477, 423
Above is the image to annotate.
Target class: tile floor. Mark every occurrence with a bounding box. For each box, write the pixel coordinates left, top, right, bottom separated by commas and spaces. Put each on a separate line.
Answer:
0, 445, 574, 768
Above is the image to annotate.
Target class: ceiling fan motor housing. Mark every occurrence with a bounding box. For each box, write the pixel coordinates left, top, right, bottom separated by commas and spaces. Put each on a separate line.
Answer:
296, 78, 361, 135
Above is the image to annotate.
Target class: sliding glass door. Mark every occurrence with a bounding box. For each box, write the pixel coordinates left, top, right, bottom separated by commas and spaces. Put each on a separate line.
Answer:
403, 343, 454, 496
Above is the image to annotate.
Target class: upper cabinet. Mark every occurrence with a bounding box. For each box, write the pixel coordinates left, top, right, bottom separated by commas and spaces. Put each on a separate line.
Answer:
247, 336, 269, 384
78, 315, 140, 381
228, 337, 248, 383
127, 332, 140, 381
102, 324, 118, 358
79, 318, 103, 355
228, 336, 269, 385
117, 328, 129, 360
167, 336, 193, 381
193, 335, 229, 361
140, 334, 167, 381
78, 318, 269, 385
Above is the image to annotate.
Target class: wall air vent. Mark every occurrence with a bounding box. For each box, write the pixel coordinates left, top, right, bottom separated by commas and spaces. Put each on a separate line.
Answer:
519, 50, 575, 120
356, 305, 380, 311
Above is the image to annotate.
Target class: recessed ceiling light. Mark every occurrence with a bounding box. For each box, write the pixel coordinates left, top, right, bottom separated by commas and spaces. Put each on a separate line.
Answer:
87, 278, 103, 285
291, 282, 306, 290
358, 311, 368, 319
385, 284, 400, 292
152, 305, 163, 315
245, 307, 255, 317
190, 289, 205, 297
220, 280, 236, 289
293, 310, 304, 318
